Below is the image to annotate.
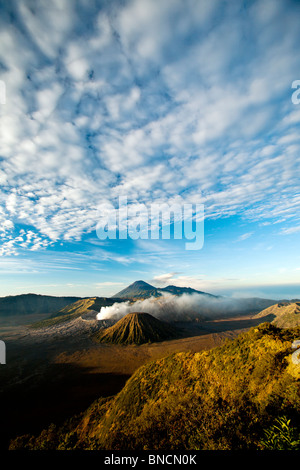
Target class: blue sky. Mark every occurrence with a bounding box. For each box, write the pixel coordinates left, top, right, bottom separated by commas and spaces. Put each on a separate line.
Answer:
0, 0, 300, 299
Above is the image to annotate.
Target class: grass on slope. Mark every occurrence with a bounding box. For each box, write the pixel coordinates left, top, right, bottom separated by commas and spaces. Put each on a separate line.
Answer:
9, 322, 300, 450
255, 302, 300, 328
29, 298, 97, 329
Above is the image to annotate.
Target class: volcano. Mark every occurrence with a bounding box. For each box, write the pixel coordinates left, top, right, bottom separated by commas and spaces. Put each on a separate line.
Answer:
93, 311, 180, 345
111, 280, 160, 299
111, 280, 217, 300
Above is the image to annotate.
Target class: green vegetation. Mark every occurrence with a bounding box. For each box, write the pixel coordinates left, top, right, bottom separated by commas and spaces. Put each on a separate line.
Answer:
259, 416, 300, 450
93, 312, 180, 345
9, 323, 300, 450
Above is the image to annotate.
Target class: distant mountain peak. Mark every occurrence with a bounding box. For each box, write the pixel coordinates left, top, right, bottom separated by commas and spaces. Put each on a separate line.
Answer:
111, 280, 159, 299
131, 280, 153, 287
112, 280, 217, 300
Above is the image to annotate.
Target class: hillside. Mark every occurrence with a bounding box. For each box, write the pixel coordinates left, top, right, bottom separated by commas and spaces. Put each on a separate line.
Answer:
30, 297, 123, 329
0, 294, 81, 317
93, 312, 180, 345
254, 302, 300, 328
10, 323, 300, 450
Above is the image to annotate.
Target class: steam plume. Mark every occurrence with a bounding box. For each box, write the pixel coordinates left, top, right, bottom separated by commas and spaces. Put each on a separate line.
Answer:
97, 292, 272, 322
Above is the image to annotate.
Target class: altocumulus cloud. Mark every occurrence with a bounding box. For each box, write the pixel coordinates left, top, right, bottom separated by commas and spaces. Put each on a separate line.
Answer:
0, 0, 299, 256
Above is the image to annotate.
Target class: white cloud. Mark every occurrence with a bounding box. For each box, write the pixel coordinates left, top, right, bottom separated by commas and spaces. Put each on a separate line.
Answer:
236, 232, 254, 242
18, 1, 75, 59
0, 0, 299, 257
280, 225, 300, 235
152, 272, 179, 284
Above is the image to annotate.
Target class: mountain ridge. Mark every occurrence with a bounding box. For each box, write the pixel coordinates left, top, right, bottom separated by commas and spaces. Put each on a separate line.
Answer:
111, 280, 218, 300
0, 282, 292, 325
0, 293, 82, 317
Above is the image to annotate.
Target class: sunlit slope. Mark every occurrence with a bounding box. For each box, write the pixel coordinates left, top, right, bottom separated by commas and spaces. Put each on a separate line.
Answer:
254, 302, 300, 328
84, 324, 300, 450
30, 297, 121, 328
93, 312, 180, 345
11, 323, 300, 450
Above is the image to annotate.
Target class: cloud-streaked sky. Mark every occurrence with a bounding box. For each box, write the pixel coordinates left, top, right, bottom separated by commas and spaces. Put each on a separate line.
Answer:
0, 0, 299, 298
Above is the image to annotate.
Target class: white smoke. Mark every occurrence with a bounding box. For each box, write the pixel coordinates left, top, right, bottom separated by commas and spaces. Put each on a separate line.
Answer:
97, 292, 273, 322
